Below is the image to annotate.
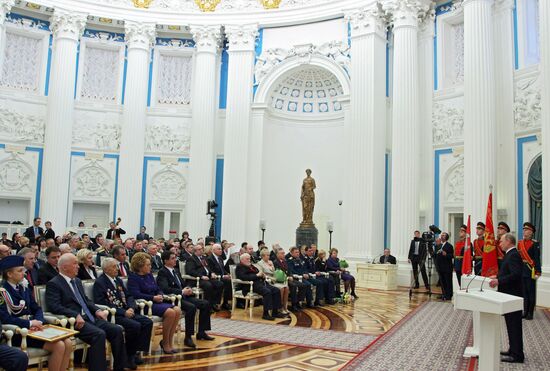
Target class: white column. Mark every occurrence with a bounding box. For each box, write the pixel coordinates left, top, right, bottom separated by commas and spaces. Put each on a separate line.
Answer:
494, 0, 516, 229
186, 25, 221, 239
343, 3, 387, 260
0, 0, 14, 70
538, 0, 550, 306
245, 104, 268, 242
384, 0, 424, 259
418, 8, 435, 231
463, 0, 496, 225
40, 9, 87, 231
117, 21, 155, 235
220, 24, 258, 243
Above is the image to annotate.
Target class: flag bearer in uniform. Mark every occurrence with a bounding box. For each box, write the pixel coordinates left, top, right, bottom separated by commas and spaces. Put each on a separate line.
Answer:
517, 222, 541, 320
473, 222, 485, 275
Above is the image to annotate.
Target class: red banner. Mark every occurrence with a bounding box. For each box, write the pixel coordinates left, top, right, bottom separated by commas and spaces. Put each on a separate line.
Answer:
481, 193, 498, 277
462, 215, 472, 275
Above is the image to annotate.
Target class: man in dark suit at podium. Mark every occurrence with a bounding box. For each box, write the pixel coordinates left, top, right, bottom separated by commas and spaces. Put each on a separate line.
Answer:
379, 249, 397, 264
489, 233, 524, 363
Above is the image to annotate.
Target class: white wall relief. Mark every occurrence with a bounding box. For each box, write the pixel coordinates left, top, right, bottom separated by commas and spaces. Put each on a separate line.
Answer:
156, 53, 192, 105
514, 75, 541, 132
0, 153, 33, 194
444, 156, 464, 203
145, 123, 190, 154
0, 32, 43, 92
150, 163, 187, 202
79, 45, 121, 102
73, 160, 112, 198
0, 107, 45, 144
432, 101, 464, 145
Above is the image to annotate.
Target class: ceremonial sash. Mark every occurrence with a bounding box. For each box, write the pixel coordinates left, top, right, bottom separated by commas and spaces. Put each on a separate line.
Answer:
473, 239, 484, 257
455, 240, 465, 258
518, 240, 537, 279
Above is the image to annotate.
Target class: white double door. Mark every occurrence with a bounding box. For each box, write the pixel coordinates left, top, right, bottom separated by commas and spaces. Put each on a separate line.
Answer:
153, 208, 183, 240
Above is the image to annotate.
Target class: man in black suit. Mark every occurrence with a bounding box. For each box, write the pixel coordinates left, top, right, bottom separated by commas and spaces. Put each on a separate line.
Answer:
43, 221, 55, 240
93, 258, 152, 368
236, 253, 286, 320
112, 245, 130, 278
37, 246, 61, 284
46, 253, 129, 371
489, 233, 524, 363
156, 251, 214, 348
136, 226, 150, 241
106, 221, 126, 240
179, 242, 194, 262
185, 245, 223, 309
208, 243, 232, 310
379, 249, 397, 264
24, 217, 44, 244
147, 244, 163, 272
408, 230, 430, 290
18, 247, 39, 295
434, 232, 454, 300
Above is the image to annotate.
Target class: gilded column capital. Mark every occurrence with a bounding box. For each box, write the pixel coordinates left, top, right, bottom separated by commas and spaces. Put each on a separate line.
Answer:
0, 0, 14, 24
124, 21, 156, 51
382, 0, 431, 29
49, 8, 88, 41
225, 24, 259, 52
190, 24, 221, 54
345, 2, 387, 39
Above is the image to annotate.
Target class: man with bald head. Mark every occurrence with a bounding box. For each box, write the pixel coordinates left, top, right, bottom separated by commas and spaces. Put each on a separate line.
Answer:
0, 244, 11, 259
208, 243, 232, 310
46, 254, 129, 371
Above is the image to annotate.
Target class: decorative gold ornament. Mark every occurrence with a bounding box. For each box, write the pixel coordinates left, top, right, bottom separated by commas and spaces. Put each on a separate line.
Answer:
133, 0, 153, 8
194, 0, 221, 12
25, 2, 41, 10
261, 0, 282, 9
99, 18, 113, 24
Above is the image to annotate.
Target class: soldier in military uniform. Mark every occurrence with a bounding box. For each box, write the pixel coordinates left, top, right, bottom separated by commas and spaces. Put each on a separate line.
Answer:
473, 222, 485, 275
496, 222, 510, 270
0, 255, 72, 371
454, 224, 467, 287
303, 247, 335, 305
286, 247, 314, 308
518, 222, 541, 320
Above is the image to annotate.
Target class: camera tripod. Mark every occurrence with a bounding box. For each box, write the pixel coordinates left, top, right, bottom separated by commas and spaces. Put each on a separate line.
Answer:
408, 242, 434, 300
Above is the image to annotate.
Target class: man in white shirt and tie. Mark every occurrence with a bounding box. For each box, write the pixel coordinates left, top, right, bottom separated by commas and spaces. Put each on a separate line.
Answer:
207, 244, 232, 310
112, 245, 130, 278
186, 245, 224, 310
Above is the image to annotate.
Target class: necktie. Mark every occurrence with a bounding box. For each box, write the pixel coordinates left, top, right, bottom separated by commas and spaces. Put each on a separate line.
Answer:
218, 257, 224, 274
71, 279, 95, 323
34, 227, 38, 236
414, 241, 419, 255
17, 285, 24, 295
172, 270, 182, 289
120, 263, 127, 277
26, 271, 33, 286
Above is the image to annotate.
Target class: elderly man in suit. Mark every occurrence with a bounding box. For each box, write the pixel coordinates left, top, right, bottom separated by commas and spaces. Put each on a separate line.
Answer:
236, 253, 286, 321
112, 245, 130, 278
37, 246, 61, 284
208, 243, 232, 310
185, 244, 223, 310
46, 253, 129, 371
18, 247, 39, 294
23, 217, 44, 244
147, 244, 163, 272
93, 258, 152, 368
156, 251, 214, 348
489, 233, 525, 363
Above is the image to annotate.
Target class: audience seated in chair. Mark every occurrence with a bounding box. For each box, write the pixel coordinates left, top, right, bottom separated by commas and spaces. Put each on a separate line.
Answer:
185, 245, 224, 310
127, 252, 181, 354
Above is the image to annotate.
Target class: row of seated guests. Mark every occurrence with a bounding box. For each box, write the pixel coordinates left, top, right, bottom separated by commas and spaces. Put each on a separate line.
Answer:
0, 245, 217, 370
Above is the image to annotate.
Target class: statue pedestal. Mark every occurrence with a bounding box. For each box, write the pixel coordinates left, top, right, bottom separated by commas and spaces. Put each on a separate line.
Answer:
296, 224, 318, 247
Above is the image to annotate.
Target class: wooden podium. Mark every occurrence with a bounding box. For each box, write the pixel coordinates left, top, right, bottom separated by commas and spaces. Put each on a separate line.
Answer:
356, 263, 397, 290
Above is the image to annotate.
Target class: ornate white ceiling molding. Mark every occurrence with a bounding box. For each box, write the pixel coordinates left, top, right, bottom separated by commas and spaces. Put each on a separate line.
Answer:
16, 0, 375, 28
255, 40, 350, 87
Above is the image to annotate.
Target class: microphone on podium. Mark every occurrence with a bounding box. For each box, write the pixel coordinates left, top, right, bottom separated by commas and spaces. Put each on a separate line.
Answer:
465, 274, 478, 293
479, 275, 488, 292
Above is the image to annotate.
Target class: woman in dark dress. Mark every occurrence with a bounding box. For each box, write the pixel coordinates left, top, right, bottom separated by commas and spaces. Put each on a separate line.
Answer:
327, 248, 358, 298
0, 256, 72, 371
77, 248, 97, 280
127, 252, 181, 353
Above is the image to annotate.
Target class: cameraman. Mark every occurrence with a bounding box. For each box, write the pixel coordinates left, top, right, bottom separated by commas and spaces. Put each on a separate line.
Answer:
408, 231, 430, 290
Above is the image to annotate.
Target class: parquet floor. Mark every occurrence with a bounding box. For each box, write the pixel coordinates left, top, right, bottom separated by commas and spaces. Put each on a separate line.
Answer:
38, 286, 440, 370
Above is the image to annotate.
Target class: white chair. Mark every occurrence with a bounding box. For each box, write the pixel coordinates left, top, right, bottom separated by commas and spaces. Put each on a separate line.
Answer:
229, 265, 262, 318
2, 324, 50, 370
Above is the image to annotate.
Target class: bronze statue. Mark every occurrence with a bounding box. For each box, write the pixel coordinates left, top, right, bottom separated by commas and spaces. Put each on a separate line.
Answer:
300, 169, 316, 226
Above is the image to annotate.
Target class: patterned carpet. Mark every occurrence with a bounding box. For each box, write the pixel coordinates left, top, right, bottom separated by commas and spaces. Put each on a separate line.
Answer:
342, 302, 473, 371
210, 317, 376, 353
